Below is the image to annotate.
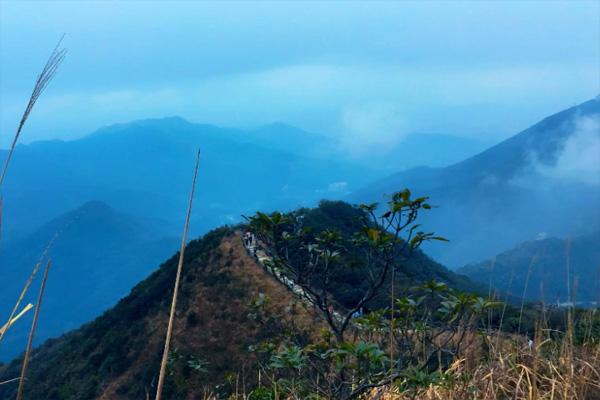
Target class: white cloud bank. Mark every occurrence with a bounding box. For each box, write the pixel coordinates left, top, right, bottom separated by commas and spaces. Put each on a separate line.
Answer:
538, 115, 600, 186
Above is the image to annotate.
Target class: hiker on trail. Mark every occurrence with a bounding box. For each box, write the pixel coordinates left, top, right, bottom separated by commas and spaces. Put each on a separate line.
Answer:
351, 307, 364, 318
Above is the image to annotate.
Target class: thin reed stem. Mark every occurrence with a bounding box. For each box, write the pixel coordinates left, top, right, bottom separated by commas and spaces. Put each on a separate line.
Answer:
518, 253, 538, 335
16, 259, 51, 400
495, 269, 515, 349
0, 231, 59, 345
155, 149, 201, 400
487, 257, 496, 334
389, 264, 395, 375
565, 237, 572, 303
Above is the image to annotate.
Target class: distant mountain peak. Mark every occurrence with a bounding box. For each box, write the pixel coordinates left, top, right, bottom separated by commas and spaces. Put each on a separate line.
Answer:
260, 121, 294, 129
254, 121, 322, 137
77, 200, 112, 212
89, 116, 196, 137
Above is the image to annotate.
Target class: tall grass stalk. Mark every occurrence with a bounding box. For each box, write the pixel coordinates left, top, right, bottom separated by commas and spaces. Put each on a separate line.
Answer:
0, 37, 66, 188
0, 232, 59, 345
565, 237, 572, 303
16, 259, 51, 400
155, 149, 201, 400
518, 253, 538, 335
495, 268, 515, 349
487, 256, 496, 334
389, 262, 395, 375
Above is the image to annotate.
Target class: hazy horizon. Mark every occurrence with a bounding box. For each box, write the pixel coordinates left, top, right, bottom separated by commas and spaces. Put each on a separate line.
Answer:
1, 1, 598, 151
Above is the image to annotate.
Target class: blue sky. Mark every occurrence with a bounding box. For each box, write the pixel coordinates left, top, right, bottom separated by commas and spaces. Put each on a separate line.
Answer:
0, 1, 598, 150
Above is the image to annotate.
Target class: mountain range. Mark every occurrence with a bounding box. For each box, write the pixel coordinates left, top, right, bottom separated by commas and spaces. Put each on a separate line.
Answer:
0, 114, 495, 362
1, 118, 491, 241
0, 118, 374, 240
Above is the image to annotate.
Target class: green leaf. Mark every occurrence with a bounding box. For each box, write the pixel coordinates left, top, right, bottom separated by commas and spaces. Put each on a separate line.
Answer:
400, 188, 411, 202
367, 228, 380, 242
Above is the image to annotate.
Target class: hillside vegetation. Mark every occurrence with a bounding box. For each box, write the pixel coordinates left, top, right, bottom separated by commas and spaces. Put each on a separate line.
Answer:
268, 199, 480, 309
0, 228, 321, 399
460, 231, 600, 304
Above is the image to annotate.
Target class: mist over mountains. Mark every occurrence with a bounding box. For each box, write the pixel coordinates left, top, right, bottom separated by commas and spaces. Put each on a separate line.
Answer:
0, 117, 489, 240
0, 118, 372, 240
351, 98, 600, 267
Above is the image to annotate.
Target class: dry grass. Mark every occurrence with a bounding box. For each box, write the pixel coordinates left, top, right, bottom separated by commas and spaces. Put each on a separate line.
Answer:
95, 231, 322, 399
155, 149, 201, 400
180, 306, 600, 400
193, 337, 600, 400
367, 341, 600, 400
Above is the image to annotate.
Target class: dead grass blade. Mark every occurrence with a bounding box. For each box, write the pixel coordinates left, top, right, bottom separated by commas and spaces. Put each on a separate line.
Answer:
0, 231, 59, 345
155, 149, 201, 400
0, 303, 33, 336
0, 377, 20, 386
16, 259, 51, 400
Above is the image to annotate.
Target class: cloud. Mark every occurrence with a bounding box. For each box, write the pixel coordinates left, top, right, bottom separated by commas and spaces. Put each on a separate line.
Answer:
338, 103, 407, 157
536, 114, 600, 186
327, 181, 348, 193
511, 114, 600, 188
314, 181, 349, 195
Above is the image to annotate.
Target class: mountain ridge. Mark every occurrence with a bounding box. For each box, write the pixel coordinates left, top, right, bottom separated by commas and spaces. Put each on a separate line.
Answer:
0, 201, 179, 361
459, 230, 600, 304
0, 228, 321, 399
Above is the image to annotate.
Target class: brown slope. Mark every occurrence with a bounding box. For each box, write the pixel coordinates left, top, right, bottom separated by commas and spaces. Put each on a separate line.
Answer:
0, 228, 322, 400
